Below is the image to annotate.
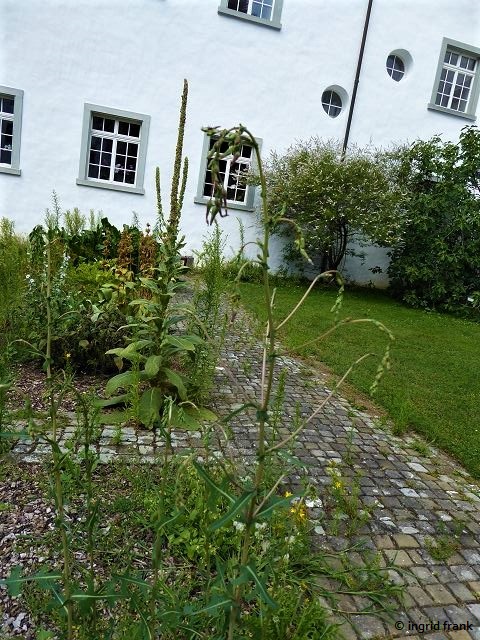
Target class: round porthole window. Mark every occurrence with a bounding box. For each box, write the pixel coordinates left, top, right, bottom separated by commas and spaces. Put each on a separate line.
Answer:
386, 54, 405, 81
322, 90, 342, 117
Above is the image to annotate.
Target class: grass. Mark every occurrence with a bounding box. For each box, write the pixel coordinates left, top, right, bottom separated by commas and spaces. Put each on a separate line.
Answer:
239, 283, 480, 479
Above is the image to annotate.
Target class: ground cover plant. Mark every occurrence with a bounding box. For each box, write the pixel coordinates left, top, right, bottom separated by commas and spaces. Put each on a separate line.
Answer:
0, 92, 404, 638
239, 283, 480, 478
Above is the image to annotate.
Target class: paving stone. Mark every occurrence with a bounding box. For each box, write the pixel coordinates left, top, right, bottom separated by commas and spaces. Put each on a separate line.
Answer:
447, 582, 477, 602
467, 605, 480, 623
425, 584, 457, 605
393, 534, 420, 548
408, 585, 435, 607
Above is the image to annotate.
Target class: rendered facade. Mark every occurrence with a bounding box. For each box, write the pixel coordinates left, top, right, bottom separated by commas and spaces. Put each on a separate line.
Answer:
1, 0, 479, 282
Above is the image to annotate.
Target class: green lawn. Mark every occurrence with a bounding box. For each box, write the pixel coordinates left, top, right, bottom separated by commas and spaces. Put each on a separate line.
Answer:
239, 283, 480, 479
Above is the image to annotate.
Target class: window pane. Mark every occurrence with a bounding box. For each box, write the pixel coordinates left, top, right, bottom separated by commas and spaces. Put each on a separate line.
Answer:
99, 166, 110, 180
322, 90, 342, 117
101, 152, 112, 167
0, 149, 11, 164
129, 123, 140, 138
102, 138, 113, 152
125, 171, 135, 184
1, 120, 13, 135
127, 142, 138, 157
115, 155, 126, 169
449, 52, 458, 65
127, 157, 137, 170
117, 140, 127, 154
114, 170, 125, 182
92, 116, 103, 131
241, 145, 252, 158
2, 98, 14, 114
118, 121, 129, 135
91, 136, 102, 150
89, 150, 100, 164
88, 164, 99, 178
104, 118, 115, 133
1, 134, 12, 149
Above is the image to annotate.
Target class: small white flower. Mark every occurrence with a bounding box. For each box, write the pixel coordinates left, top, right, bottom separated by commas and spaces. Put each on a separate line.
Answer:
255, 522, 267, 531
233, 521, 245, 532
305, 498, 323, 508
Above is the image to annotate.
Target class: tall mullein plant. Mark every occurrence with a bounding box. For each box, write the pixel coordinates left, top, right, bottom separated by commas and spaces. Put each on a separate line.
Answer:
201, 125, 393, 638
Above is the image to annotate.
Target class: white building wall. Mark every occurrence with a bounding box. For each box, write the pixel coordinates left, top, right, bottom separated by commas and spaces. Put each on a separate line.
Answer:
1, 0, 479, 276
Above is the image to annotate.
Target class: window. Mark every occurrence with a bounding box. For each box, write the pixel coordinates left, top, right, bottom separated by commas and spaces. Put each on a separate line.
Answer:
429, 38, 480, 120
218, 0, 283, 29
0, 86, 24, 176
77, 104, 150, 194
386, 54, 405, 81
322, 90, 342, 118
194, 133, 262, 211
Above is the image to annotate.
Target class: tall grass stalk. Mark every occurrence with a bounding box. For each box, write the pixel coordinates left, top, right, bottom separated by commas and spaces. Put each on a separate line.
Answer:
202, 124, 393, 639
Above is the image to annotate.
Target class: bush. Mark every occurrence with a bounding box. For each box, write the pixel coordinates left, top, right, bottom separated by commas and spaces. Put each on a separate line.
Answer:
388, 126, 480, 313
0, 218, 29, 330
263, 138, 406, 272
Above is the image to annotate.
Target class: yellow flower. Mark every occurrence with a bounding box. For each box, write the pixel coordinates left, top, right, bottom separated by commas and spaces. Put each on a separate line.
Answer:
284, 491, 293, 498
65, 353, 71, 359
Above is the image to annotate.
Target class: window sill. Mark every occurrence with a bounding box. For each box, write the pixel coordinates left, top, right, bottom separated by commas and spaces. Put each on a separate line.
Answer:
427, 103, 477, 121
0, 166, 21, 176
194, 196, 254, 212
217, 7, 281, 30
76, 178, 145, 195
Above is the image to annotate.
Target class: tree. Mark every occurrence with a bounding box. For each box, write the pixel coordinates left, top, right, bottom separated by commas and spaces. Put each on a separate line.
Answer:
263, 138, 406, 272
388, 125, 480, 312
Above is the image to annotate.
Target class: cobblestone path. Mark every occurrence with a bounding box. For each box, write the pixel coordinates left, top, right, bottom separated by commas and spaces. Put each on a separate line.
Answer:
9, 314, 480, 640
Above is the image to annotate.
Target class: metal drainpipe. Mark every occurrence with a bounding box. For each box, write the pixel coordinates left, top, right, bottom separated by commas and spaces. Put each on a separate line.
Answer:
341, 0, 374, 158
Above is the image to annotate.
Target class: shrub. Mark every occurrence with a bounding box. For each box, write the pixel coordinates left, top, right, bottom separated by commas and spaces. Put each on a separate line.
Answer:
388, 125, 480, 313
262, 138, 406, 272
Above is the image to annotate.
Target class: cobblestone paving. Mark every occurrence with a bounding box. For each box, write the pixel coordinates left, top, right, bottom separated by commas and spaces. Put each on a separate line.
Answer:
10, 315, 480, 640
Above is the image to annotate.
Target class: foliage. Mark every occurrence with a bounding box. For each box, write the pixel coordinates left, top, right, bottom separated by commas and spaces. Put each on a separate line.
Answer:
262, 137, 406, 271
0, 218, 29, 331
388, 125, 480, 313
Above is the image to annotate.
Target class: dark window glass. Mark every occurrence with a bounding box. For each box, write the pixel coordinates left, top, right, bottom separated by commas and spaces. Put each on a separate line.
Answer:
2, 98, 14, 114
99, 166, 110, 180
114, 170, 125, 182
321, 90, 342, 118
104, 118, 115, 133
89, 150, 100, 164
118, 121, 129, 135
127, 157, 137, 170
117, 140, 127, 154
91, 136, 102, 150
125, 171, 135, 184
92, 116, 103, 131
101, 152, 112, 167
0, 149, 11, 164
129, 123, 140, 138
127, 142, 138, 157
2, 120, 13, 135
88, 164, 99, 178
1, 134, 12, 149
102, 138, 113, 152
115, 155, 126, 169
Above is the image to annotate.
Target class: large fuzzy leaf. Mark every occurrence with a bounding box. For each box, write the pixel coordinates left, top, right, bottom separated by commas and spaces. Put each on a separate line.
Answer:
138, 388, 163, 428
94, 394, 129, 408
144, 355, 162, 378
105, 371, 145, 397
163, 368, 187, 400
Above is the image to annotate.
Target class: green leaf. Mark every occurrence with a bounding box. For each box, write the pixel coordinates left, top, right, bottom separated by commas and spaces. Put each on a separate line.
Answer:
138, 388, 163, 428
93, 394, 129, 408
255, 496, 293, 520
164, 335, 202, 352
144, 354, 162, 378
193, 462, 235, 504
210, 490, 255, 532
185, 595, 233, 616
105, 371, 143, 397
106, 340, 151, 359
240, 564, 277, 609
78, 339, 89, 348
163, 367, 187, 400
0, 567, 62, 598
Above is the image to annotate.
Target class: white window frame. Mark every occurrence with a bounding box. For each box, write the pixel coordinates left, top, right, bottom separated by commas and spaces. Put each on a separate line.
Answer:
77, 104, 150, 195
0, 86, 24, 176
194, 133, 262, 212
218, 0, 283, 30
429, 38, 480, 121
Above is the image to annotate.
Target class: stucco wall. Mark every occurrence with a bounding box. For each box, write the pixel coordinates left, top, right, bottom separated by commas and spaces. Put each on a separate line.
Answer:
1, 0, 479, 276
